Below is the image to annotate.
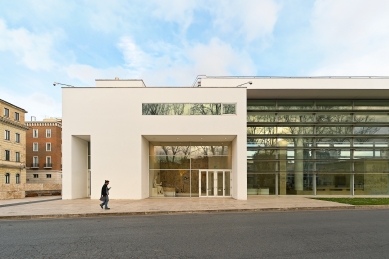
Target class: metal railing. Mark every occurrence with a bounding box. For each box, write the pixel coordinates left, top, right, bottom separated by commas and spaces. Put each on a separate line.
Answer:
31, 163, 39, 168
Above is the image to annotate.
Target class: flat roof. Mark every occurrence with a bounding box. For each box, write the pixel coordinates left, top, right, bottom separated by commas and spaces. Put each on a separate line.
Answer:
247, 89, 389, 99
201, 77, 389, 99
64, 76, 389, 99
204, 76, 389, 79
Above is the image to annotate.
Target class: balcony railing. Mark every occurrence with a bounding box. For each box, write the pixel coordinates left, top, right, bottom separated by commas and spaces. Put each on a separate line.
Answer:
44, 163, 52, 168
31, 163, 39, 168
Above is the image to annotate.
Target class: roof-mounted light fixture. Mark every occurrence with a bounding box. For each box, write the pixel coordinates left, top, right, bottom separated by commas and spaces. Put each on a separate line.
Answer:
236, 81, 252, 87
53, 82, 75, 87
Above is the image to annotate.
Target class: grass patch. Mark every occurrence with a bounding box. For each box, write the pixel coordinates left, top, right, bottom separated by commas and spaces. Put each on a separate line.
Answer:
312, 198, 389, 206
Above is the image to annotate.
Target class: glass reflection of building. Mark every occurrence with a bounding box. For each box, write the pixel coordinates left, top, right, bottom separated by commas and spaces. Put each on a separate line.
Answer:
247, 100, 389, 196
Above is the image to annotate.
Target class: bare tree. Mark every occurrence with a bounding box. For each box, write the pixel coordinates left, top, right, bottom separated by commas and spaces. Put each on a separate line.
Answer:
223, 104, 236, 114
172, 104, 185, 115
191, 104, 221, 115
142, 104, 171, 115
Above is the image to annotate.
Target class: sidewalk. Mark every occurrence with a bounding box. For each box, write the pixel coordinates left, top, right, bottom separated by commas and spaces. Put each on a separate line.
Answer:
0, 196, 367, 220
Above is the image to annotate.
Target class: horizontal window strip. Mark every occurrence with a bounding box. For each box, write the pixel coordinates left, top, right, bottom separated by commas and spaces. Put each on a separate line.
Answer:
142, 103, 236, 115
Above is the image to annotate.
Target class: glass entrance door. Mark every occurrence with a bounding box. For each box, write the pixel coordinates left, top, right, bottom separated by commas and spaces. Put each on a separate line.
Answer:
199, 170, 231, 197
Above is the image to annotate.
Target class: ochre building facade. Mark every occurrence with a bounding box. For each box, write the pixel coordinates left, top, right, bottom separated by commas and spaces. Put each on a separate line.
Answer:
0, 99, 28, 199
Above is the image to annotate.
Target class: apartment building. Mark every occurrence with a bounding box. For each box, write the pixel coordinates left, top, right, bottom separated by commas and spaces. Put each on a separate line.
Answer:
0, 99, 28, 199
26, 118, 62, 185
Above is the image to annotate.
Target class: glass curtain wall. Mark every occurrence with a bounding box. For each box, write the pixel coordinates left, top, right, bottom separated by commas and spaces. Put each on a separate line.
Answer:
247, 100, 389, 195
149, 142, 232, 197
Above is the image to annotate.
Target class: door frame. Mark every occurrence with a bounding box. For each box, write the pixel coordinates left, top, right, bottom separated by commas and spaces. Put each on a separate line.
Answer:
87, 169, 91, 197
199, 169, 232, 197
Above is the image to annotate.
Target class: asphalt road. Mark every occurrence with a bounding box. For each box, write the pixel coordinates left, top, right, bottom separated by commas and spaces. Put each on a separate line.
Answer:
1, 209, 389, 259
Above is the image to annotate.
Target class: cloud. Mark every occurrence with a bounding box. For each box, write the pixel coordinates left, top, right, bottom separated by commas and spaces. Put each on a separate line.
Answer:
63, 37, 157, 86
1, 91, 61, 121
85, 0, 132, 33
210, 0, 281, 42
27, 92, 61, 120
150, 0, 281, 43
117, 36, 152, 72
145, 38, 257, 86
311, 0, 389, 48
151, 0, 198, 32
310, 0, 389, 75
69, 36, 257, 87
0, 19, 57, 71
187, 37, 256, 75
63, 64, 133, 85
311, 48, 389, 76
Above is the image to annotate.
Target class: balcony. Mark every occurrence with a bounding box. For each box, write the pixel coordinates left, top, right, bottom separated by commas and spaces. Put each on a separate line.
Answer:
31, 163, 39, 168
44, 163, 53, 169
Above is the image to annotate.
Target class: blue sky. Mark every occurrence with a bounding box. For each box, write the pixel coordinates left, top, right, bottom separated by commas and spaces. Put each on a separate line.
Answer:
1, 0, 388, 120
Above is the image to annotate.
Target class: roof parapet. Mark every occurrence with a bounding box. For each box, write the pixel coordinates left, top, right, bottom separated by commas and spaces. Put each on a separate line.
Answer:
95, 78, 146, 87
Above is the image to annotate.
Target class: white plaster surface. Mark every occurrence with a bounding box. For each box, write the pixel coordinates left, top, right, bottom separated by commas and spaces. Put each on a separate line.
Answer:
62, 86, 247, 200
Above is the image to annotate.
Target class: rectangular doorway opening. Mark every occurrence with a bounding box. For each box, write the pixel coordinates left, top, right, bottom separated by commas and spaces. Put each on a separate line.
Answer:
199, 170, 232, 197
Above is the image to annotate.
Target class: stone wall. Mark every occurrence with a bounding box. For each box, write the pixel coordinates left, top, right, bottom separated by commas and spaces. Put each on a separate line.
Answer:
0, 183, 62, 199
26, 170, 62, 184
0, 184, 25, 199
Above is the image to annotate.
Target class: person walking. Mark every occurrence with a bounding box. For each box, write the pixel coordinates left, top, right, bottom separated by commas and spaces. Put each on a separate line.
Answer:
100, 180, 111, 210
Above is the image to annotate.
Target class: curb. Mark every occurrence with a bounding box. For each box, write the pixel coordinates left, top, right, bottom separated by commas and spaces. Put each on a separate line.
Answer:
0, 205, 357, 220
353, 205, 389, 209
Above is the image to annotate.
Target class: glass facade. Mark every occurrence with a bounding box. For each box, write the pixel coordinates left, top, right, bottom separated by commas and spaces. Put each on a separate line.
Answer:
247, 100, 389, 196
149, 142, 232, 197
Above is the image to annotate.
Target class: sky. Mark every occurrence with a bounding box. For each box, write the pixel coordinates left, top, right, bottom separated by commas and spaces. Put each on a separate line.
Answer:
1, 0, 389, 120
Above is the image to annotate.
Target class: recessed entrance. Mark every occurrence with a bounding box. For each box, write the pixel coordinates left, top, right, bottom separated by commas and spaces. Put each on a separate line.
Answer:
199, 170, 231, 197
148, 141, 233, 198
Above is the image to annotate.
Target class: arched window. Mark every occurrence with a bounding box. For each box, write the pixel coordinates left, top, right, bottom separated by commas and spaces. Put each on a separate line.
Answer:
5, 173, 10, 184
16, 174, 20, 184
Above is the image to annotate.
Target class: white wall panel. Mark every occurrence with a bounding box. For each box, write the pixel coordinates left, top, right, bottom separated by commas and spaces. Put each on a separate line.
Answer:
63, 87, 247, 200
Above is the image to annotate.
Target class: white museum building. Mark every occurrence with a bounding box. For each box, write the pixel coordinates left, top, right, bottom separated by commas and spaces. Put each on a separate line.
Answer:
62, 76, 389, 200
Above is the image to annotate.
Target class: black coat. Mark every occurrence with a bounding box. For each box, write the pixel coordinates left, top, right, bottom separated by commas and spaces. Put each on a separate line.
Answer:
101, 184, 109, 196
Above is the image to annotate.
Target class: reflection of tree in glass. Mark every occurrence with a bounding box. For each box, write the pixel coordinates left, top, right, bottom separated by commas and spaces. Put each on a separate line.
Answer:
142, 104, 171, 115
317, 114, 352, 143
316, 114, 379, 143
191, 104, 221, 115
172, 104, 185, 115
190, 145, 228, 156
247, 113, 278, 173
252, 150, 277, 173
160, 145, 191, 164
180, 146, 191, 159
223, 104, 236, 114
248, 103, 385, 193
353, 115, 380, 142
247, 113, 277, 137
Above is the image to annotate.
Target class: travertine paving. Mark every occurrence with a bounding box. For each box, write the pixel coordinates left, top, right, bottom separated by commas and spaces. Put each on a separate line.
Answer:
0, 196, 358, 219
